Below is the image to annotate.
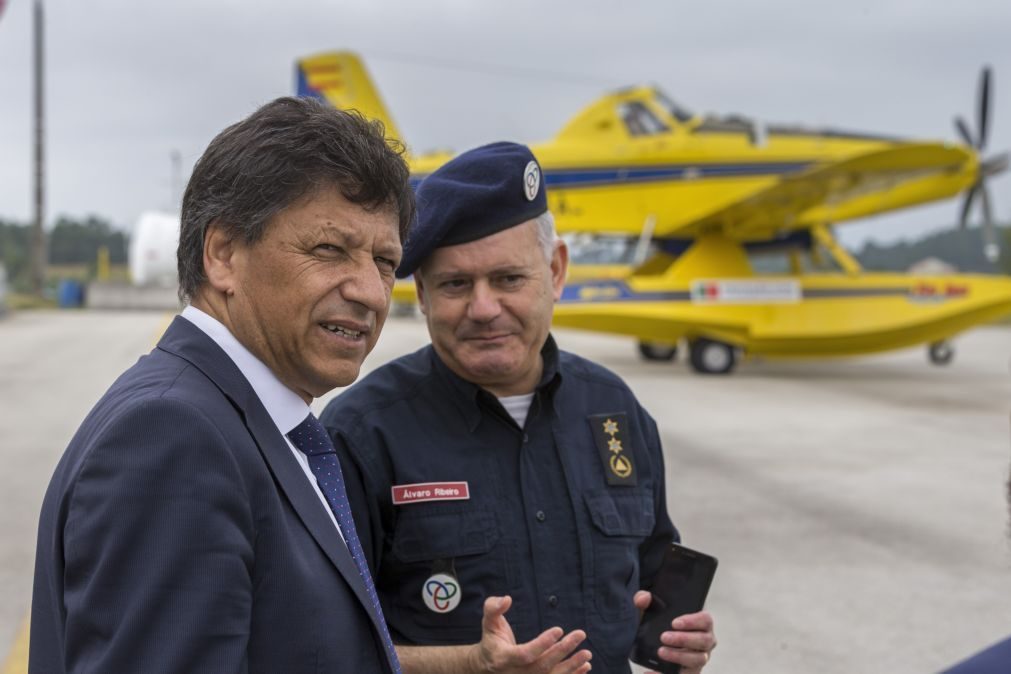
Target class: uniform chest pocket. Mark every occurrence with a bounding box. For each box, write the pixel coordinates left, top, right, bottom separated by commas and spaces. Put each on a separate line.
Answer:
386, 508, 506, 644
392, 508, 499, 562
584, 488, 655, 622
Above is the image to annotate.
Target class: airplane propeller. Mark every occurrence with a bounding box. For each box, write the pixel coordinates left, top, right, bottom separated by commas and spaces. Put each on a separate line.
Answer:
953, 66, 1009, 263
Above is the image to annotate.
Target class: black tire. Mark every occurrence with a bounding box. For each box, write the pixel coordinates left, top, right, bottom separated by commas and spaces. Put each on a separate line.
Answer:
689, 338, 736, 375
637, 341, 678, 362
928, 340, 954, 366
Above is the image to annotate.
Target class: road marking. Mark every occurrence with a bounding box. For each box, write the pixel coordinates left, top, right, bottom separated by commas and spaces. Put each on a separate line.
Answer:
1, 617, 29, 674
0, 311, 177, 673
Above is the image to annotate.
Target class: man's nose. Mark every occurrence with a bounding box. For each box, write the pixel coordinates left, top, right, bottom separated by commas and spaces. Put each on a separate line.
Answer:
341, 261, 389, 314
467, 282, 501, 322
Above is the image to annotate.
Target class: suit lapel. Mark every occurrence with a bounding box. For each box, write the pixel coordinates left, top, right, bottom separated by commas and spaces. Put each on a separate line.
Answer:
156, 317, 390, 647
241, 401, 382, 618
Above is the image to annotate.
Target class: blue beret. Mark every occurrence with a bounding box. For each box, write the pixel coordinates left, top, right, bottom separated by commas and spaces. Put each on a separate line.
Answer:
397, 142, 547, 278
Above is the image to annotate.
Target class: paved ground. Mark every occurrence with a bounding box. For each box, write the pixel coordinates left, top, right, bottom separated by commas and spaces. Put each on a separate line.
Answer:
2, 310, 1010, 673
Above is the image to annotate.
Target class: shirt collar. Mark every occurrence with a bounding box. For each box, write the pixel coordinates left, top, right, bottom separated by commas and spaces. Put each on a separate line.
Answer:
430, 334, 563, 432
181, 306, 310, 435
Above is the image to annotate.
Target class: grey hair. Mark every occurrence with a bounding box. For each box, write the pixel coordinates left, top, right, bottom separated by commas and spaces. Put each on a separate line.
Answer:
534, 210, 557, 263
177, 96, 415, 302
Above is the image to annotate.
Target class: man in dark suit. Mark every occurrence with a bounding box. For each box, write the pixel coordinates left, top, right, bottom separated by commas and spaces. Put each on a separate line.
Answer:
29, 97, 415, 673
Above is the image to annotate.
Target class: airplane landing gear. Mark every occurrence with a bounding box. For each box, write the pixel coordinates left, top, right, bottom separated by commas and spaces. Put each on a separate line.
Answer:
928, 340, 954, 366
689, 338, 737, 375
637, 341, 678, 362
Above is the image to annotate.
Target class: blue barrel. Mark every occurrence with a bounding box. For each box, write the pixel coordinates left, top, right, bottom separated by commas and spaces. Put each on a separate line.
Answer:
57, 280, 84, 308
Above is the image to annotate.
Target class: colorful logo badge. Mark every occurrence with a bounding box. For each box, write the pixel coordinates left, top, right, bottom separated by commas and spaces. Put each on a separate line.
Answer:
422, 573, 461, 613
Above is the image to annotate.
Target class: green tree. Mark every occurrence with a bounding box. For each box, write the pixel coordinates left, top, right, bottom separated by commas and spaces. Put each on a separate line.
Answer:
48, 215, 127, 265
0, 219, 33, 292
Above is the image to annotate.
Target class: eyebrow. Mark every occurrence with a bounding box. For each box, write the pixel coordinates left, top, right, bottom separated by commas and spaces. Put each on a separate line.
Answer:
428, 264, 530, 282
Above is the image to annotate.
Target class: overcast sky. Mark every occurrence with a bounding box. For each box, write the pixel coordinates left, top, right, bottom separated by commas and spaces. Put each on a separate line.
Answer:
0, 0, 1009, 249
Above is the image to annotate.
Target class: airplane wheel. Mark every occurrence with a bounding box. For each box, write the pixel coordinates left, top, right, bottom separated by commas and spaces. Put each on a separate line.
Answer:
689, 338, 736, 375
928, 340, 954, 366
637, 341, 678, 362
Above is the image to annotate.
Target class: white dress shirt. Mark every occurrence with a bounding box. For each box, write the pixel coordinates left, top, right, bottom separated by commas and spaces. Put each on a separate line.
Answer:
181, 306, 345, 542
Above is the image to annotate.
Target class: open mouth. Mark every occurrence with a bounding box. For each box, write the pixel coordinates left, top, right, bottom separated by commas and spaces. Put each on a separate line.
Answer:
321, 323, 364, 340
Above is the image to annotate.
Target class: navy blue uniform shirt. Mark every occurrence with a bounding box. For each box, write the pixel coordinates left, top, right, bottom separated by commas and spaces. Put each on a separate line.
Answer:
321, 336, 679, 672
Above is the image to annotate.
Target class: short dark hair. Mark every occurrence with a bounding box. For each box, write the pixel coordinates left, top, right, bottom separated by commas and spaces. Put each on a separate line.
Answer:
177, 96, 415, 301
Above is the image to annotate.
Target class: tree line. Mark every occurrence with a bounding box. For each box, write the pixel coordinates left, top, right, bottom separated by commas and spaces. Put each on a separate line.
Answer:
0, 216, 127, 292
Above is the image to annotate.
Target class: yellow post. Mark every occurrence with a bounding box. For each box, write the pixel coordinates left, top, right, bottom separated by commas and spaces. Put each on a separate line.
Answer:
96, 245, 110, 281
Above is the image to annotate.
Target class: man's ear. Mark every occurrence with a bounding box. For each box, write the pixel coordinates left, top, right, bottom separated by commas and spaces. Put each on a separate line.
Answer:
550, 238, 569, 302
414, 273, 429, 317
202, 222, 239, 295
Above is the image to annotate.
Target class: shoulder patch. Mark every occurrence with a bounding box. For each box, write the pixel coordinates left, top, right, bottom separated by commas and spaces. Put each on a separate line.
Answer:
587, 412, 637, 486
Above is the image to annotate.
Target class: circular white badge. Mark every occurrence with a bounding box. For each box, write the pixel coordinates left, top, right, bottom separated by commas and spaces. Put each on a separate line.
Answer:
523, 160, 540, 201
422, 573, 462, 613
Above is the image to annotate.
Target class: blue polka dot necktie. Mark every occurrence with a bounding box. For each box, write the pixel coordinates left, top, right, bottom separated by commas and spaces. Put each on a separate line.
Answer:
287, 414, 402, 674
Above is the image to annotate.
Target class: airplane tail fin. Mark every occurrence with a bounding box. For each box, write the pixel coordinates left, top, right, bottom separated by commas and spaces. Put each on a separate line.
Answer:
296, 51, 404, 145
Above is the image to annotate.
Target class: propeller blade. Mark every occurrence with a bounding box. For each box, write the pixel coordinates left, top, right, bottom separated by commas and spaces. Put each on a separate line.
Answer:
979, 182, 994, 228
954, 116, 974, 146
981, 151, 1010, 179
977, 66, 992, 150
958, 184, 978, 229
979, 184, 1000, 262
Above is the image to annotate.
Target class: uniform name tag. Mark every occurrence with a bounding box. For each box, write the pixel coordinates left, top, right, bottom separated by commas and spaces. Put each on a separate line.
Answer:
588, 412, 637, 486
391, 481, 471, 505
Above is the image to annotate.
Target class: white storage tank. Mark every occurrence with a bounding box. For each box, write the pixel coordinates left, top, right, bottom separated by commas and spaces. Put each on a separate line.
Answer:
129, 211, 180, 287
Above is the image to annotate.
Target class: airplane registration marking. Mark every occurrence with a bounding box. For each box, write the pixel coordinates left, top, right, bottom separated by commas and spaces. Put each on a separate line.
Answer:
691, 279, 801, 304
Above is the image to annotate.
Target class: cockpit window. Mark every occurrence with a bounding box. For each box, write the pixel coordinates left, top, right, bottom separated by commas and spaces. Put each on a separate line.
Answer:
618, 101, 669, 137
653, 90, 694, 124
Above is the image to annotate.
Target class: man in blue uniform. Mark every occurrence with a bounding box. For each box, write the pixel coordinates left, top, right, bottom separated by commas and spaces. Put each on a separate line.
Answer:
321, 142, 716, 673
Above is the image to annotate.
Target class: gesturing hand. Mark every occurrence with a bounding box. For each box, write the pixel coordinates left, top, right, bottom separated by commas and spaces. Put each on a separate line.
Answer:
472, 596, 593, 674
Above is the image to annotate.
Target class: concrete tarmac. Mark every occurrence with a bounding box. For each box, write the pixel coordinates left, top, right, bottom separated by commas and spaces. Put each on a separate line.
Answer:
3, 310, 1010, 673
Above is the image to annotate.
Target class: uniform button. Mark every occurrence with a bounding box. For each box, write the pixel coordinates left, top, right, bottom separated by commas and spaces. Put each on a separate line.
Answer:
523, 433, 530, 443
547, 595, 559, 608
535, 510, 546, 522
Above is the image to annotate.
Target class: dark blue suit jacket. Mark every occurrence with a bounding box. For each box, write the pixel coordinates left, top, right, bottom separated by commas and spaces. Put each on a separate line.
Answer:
30, 317, 394, 673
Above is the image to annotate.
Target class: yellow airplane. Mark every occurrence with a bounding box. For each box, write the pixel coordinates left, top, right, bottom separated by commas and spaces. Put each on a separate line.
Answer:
297, 52, 1011, 374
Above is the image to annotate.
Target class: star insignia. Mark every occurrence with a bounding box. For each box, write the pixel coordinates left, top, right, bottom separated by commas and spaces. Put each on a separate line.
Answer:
608, 438, 623, 453
602, 419, 619, 436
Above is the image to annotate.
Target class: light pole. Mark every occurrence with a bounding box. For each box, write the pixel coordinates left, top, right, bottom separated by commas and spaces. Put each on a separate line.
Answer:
31, 0, 46, 295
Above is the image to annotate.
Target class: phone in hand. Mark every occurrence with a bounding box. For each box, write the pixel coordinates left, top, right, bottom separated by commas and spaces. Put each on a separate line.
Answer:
629, 542, 718, 674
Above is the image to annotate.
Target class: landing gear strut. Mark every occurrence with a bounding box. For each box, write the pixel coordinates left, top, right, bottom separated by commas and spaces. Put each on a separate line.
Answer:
637, 341, 678, 362
689, 338, 737, 375
928, 340, 954, 366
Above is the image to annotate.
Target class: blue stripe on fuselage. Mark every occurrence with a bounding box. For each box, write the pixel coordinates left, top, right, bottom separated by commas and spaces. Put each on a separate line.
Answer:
543, 162, 813, 188
410, 161, 813, 190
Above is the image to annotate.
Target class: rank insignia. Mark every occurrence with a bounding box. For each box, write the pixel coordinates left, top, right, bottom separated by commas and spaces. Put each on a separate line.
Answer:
588, 412, 636, 486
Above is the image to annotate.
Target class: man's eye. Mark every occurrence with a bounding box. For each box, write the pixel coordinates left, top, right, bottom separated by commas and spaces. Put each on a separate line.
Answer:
375, 257, 397, 271
441, 279, 469, 290
315, 244, 342, 256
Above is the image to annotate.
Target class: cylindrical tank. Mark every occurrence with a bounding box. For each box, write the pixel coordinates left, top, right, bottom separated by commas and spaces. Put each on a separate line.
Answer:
129, 211, 180, 287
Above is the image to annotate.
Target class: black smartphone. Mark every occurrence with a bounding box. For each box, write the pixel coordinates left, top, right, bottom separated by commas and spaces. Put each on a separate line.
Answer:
629, 542, 718, 674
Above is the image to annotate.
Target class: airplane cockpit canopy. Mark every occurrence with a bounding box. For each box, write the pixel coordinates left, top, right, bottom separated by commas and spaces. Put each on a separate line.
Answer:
616, 89, 695, 136
618, 101, 670, 136
653, 90, 694, 123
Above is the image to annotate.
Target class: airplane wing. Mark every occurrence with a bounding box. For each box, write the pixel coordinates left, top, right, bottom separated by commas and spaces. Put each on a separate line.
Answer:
657, 144, 974, 239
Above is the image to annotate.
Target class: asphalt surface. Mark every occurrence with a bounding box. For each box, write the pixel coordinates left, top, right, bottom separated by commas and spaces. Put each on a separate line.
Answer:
3, 310, 1010, 673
